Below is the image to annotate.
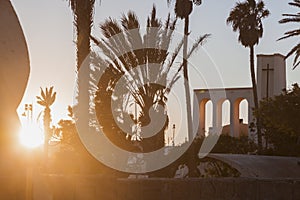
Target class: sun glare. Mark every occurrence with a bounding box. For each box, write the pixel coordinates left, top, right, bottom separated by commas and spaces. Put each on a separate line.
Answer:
19, 124, 44, 148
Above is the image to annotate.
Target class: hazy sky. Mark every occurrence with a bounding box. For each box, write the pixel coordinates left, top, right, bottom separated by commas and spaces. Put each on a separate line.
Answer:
11, 0, 300, 143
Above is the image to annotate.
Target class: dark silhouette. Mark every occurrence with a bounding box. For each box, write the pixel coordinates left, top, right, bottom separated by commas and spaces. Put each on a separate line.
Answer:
0, 1, 30, 198
92, 6, 209, 154
0, 0, 30, 160
254, 83, 300, 156
66, 0, 96, 70
66, 0, 97, 129
49, 106, 125, 176
278, 0, 300, 69
36, 87, 56, 166
227, 0, 270, 152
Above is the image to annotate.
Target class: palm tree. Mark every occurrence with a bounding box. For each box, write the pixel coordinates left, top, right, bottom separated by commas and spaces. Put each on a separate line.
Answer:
92, 6, 209, 154
167, 0, 205, 177
167, 0, 202, 142
36, 86, 56, 163
227, 0, 270, 151
278, 0, 300, 69
66, 0, 97, 129
66, 0, 96, 70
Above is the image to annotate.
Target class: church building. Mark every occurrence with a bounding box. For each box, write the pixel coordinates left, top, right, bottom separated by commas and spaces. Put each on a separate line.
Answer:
194, 53, 286, 139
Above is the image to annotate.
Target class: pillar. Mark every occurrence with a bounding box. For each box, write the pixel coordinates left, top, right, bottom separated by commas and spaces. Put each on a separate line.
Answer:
230, 99, 240, 137
212, 100, 222, 135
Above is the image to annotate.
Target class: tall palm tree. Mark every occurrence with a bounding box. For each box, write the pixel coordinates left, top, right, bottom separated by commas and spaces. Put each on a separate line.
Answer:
167, 0, 204, 178
92, 6, 209, 153
36, 86, 56, 163
66, 0, 96, 70
278, 0, 300, 69
66, 0, 96, 129
167, 0, 202, 142
227, 0, 270, 151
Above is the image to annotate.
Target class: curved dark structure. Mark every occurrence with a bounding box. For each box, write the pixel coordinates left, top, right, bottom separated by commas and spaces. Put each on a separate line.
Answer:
0, 1, 30, 157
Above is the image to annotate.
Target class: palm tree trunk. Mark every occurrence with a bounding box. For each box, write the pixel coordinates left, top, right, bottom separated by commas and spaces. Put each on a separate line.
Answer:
183, 16, 199, 177
76, 2, 92, 71
183, 16, 193, 142
249, 45, 262, 152
75, 2, 93, 129
43, 107, 51, 170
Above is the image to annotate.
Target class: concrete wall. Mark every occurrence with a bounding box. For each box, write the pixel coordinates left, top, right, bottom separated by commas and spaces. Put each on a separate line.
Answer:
1, 175, 299, 200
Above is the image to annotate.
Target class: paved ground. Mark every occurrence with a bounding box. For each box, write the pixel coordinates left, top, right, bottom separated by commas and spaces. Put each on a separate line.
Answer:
207, 154, 300, 179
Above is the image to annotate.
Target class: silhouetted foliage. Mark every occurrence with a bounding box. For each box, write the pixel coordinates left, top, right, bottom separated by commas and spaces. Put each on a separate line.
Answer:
210, 135, 257, 154
278, 0, 300, 69
150, 137, 243, 178
36, 86, 56, 160
66, 0, 98, 131
149, 139, 202, 178
254, 83, 300, 156
92, 6, 209, 154
199, 157, 241, 178
227, 0, 270, 152
66, 0, 96, 70
51, 108, 124, 175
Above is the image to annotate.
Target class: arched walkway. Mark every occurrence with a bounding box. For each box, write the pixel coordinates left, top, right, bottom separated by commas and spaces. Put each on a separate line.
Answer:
198, 98, 211, 136
195, 88, 254, 138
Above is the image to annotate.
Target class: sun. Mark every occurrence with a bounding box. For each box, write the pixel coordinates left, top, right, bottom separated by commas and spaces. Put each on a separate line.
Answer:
19, 124, 44, 148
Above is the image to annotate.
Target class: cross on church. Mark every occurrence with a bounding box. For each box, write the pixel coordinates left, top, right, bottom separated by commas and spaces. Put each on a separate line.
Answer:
262, 64, 274, 99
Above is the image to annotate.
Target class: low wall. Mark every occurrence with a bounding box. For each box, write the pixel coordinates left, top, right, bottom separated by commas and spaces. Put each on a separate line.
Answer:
1, 175, 299, 200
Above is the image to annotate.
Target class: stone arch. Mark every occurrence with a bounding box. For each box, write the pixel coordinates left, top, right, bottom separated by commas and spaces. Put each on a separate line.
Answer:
239, 99, 249, 125
194, 88, 254, 138
198, 98, 210, 136
221, 100, 231, 135
230, 97, 250, 137
222, 100, 230, 126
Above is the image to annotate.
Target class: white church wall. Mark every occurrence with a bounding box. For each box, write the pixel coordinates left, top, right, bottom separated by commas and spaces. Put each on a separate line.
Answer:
194, 53, 286, 140
257, 54, 286, 101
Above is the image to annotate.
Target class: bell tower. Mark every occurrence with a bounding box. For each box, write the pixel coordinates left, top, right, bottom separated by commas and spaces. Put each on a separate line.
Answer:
257, 53, 286, 101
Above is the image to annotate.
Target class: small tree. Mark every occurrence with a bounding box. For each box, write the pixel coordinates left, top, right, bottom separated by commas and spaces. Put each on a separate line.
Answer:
254, 83, 300, 156
36, 86, 56, 164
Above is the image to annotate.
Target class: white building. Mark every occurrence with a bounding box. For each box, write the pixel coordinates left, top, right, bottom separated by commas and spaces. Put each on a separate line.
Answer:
194, 53, 286, 138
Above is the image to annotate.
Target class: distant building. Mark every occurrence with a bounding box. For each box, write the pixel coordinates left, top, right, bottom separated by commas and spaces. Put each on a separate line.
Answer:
194, 53, 286, 139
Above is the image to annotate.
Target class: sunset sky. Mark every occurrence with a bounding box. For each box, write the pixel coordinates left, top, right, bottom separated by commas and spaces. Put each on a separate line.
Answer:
11, 0, 300, 144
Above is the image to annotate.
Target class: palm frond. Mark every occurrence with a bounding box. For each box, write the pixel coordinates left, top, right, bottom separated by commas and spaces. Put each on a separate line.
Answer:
278, 0, 300, 69
49, 86, 53, 98
40, 87, 46, 101
289, 1, 300, 8
187, 34, 211, 58
293, 47, 300, 69
37, 100, 46, 107
278, 29, 300, 40
285, 43, 300, 69
49, 92, 57, 106
279, 17, 300, 24
37, 87, 57, 107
